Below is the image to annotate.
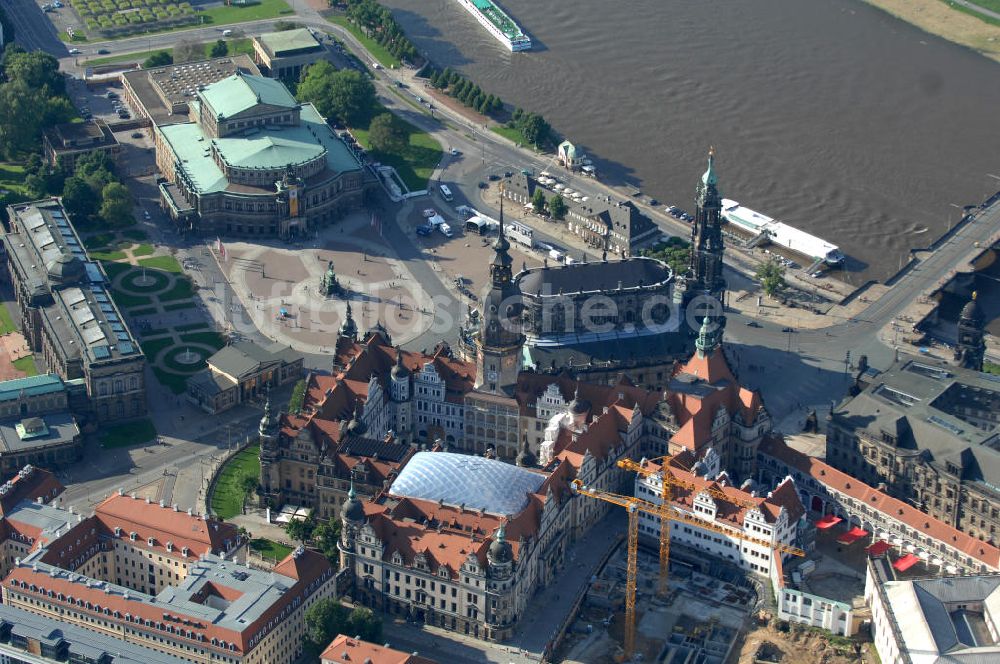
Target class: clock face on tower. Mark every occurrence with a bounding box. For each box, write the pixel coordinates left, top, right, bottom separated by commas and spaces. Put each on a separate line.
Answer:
488, 371, 498, 381
502, 355, 517, 369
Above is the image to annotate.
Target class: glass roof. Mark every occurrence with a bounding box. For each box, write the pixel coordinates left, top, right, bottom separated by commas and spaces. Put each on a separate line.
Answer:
389, 452, 545, 517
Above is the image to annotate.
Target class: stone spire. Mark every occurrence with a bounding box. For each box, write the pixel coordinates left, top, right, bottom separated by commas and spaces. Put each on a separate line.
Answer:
516, 433, 536, 467
685, 147, 727, 319
695, 314, 721, 358
339, 301, 358, 340
957, 291, 986, 372
259, 390, 277, 437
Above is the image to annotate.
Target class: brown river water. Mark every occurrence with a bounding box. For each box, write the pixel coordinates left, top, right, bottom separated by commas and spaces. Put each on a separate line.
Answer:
379, 0, 1000, 281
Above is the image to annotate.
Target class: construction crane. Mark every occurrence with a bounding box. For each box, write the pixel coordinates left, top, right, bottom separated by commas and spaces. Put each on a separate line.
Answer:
570, 478, 804, 660
616, 455, 763, 598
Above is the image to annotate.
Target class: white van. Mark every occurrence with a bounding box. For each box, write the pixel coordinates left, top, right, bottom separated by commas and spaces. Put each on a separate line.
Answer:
438, 184, 453, 202
438, 223, 453, 238
222, 29, 233, 36
548, 248, 565, 263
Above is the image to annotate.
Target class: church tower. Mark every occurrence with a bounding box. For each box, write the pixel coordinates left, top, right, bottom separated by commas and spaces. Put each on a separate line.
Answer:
257, 393, 280, 507
474, 193, 524, 395
957, 292, 986, 372
684, 148, 727, 320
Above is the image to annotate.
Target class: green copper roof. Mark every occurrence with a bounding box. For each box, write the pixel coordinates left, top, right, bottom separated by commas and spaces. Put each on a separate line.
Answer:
702, 148, 718, 187
258, 28, 321, 56
0, 374, 65, 403
215, 134, 324, 170
158, 102, 361, 195
201, 73, 297, 120
158, 123, 228, 194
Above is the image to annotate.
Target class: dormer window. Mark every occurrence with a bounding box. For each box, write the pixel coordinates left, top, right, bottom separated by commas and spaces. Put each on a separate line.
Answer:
166, 542, 174, 552
147, 537, 155, 547
114, 527, 122, 536
129, 532, 137, 541
181, 547, 190, 557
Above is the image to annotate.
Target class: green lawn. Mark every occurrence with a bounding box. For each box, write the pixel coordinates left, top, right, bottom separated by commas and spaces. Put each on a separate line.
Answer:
100, 261, 130, 278
163, 301, 196, 312
12, 356, 38, 377
109, 288, 153, 309
351, 107, 442, 191
99, 418, 157, 449
327, 15, 400, 69
89, 249, 127, 262
180, 331, 226, 349
211, 443, 261, 519
944, 0, 1000, 26
0, 304, 17, 336
84, 233, 116, 251
0, 163, 30, 197
60, 31, 89, 43
86, 38, 257, 67
249, 537, 293, 561
159, 278, 194, 302
140, 337, 174, 359
132, 243, 155, 257
138, 255, 183, 273
202, 0, 293, 25
491, 125, 530, 146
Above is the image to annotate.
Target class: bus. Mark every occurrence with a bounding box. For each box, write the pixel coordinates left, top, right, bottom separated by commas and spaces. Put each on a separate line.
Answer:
438, 184, 453, 202
507, 219, 533, 248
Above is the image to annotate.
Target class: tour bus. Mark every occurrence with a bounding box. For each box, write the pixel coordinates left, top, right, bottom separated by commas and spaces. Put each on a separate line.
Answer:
439, 184, 453, 202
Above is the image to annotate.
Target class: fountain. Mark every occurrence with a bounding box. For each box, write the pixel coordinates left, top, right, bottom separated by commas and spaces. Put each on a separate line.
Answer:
133, 266, 156, 288
175, 347, 200, 366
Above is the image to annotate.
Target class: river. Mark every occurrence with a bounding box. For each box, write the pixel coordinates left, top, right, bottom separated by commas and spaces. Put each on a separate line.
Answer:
379, 0, 1000, 281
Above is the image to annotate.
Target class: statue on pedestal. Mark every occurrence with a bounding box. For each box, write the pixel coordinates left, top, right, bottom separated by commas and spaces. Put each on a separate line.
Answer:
320, 261, 341, 297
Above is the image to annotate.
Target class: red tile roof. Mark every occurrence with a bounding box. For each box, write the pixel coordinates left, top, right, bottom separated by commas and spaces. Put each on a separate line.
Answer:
667, 348, 764, 452
0, 466, 64, 516
361, 493, 542, 577
92, 494, 238, 560
321, 634, 438, 664
760, 436, 1000, 569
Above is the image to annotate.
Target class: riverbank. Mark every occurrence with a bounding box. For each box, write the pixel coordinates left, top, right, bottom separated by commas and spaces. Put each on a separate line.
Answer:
862, 0, 1000, 62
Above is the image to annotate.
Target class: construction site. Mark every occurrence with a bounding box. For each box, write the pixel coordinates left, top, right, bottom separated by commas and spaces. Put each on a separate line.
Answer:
559, 545, 754, 663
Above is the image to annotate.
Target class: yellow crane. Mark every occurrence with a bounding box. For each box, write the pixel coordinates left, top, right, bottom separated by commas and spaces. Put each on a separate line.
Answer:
570, 476, 804, 660
616, 455, 765, 597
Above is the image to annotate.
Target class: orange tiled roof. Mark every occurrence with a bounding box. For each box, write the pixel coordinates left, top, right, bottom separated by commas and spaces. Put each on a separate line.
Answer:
760, 436, 1000, 569
0, 466, 64, 516
321, 634, 438, 664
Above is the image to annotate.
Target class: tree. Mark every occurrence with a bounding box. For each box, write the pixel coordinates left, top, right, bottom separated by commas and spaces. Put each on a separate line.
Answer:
239, 473, 258, 514
549, 194, 567, 220
531, 189, 547, 215
304, 597, 349, 656
99, 182, 133, 228
273, 20, 300, 31
642, 236, 691, 273
518, 112, 551, 147
173, 40, 205, 64
348, 607, 382, 643
297, 63, 375, 125
756, 257, 786, 297
0, 81, 44, 159
62, 176, 98, 221
367, 112, 408, 154
210, 40, 229, 58
312, 521, 341, 565
143, 51, 173, 68
284, 510, 316, 544
3, 50, 64, 94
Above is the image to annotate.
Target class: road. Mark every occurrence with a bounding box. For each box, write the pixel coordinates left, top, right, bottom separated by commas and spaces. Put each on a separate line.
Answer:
13, 0, 1000, 502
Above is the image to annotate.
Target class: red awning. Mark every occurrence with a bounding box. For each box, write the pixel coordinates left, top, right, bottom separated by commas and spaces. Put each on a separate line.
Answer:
866, 540, 891, 556
837, 526, 869, 545
815, 515, 843, 530
893, 553, 920, 572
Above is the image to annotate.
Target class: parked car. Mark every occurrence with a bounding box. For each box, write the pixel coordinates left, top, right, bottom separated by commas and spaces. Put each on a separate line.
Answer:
488, 174, 500, 181
422, 208, 437, 218
438, 223, 453, 238
97, 49, 110, 55
648, 198, 659, 206
143, 210, 151, 220
449, 148, 460, 156
68, 48, 81, 55
105, 91, 117, 98
131, 132, 143, 139
745, 320, 762, 328
478, 181, 488, 189
781, 327, 795, 333
415, 224, 433, 237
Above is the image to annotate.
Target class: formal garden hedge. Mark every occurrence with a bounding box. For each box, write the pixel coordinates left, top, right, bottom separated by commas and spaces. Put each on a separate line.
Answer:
71, 0, 198, 37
